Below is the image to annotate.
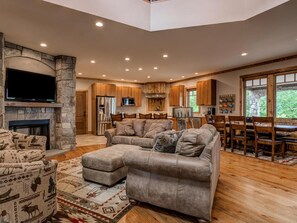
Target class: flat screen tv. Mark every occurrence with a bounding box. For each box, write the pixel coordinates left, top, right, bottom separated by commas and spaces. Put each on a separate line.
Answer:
5, 68, 56, 102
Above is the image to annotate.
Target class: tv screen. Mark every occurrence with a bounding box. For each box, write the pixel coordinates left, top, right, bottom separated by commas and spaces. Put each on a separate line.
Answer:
5, 68, 56, 102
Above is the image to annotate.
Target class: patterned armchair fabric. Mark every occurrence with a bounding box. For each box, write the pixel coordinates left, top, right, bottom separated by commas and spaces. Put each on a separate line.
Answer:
0, 129, 57, 222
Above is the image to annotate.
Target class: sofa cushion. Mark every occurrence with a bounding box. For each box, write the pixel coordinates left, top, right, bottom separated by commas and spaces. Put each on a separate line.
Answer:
200, 124, 217, 136
133, 119, 146, 137
0, 129, 15, 150
0, 149, 45, 163
153, 130, 181, 153
144, 123, 166, 138
144, 119, 172, 136
112, 136, 133, 145
116, 120, 135, 136
175, 128, 213, 157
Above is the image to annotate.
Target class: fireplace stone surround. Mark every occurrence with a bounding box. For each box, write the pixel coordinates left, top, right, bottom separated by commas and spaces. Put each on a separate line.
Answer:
0, 32, 76, 150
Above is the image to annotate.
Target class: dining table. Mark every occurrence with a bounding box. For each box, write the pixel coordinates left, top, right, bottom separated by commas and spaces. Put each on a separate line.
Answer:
226, 122, 297, 132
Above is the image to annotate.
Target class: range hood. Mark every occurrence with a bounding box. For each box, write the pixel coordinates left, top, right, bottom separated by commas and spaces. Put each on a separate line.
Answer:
145, 93, 166, 98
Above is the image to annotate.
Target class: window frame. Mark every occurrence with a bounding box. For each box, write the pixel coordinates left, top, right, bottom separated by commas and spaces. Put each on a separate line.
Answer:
241, 68, 297, 122
186, 88, 199, 113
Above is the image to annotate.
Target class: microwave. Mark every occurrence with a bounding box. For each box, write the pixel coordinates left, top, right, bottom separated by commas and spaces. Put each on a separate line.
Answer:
122, 97, 135, 106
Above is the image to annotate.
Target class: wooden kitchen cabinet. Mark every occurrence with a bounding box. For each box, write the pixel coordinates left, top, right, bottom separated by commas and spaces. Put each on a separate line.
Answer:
196, 79, 216, 106
169, 85, 185, 106
92, 83, 116, 97
145, 82, 166, 93
115, 86, 142, 107
131, 87, 142, 107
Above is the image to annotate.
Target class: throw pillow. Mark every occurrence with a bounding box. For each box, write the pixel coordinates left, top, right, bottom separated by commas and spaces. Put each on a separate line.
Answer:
144, 122, 166, 138
116, 120, 135, 136
175, 128, 213, 157
153, 130, 183, 153
133, 119, 146, 137
124, 113, 136, 118
139, 113, 153, 119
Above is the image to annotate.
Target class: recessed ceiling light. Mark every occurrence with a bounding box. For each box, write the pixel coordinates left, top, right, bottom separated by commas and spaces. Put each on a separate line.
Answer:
163, 54, 168, 58
95, 21, 103, 27
181, 76, 185, 78
147, 76, 151, 79
195, 72, 199, 75
241, 52, 248, 56
134, 80, 137, 82
90, 60, 96, 63
78, 72, 82, 75
102, 74, 106, 77
40, 43, 47, 47
170, 78, 173, 81
125, 68, 129, 72
121, 78, 124, 81
125, 57, 130, 61
153, 67, 158, 70
138, 68, 143, 71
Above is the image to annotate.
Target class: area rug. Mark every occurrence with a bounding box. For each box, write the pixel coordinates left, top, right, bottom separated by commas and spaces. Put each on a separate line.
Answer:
52, 157, 132, 223
223, 147, 297, 166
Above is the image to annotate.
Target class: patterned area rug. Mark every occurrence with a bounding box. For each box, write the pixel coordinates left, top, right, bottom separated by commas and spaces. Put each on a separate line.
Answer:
52, 157, 132, 223
223, 147, 297, 165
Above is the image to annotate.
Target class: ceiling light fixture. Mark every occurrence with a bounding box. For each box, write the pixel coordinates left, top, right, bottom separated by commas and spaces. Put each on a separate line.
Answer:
121, 78, 124, 81
40, 43, 47, 47
125, 57, 130, 61
134, 80, 137, 82
125, 68, 129, 72
195, 72, 199, 75
181, 76, 185, 78
170, 78, 173, 81
102, 74, 106, 77
241, 52, 248, 56
138, 68, 143, 71
95, 21, 103, 27
147, 75, 151, 78
153, 67, 158, 70
163, 54, 168, 58
90, 60, 96, 63
78, 72, 82, 75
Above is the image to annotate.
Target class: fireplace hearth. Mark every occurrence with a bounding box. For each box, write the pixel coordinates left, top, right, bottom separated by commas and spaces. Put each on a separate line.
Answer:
9, 119, 50, 150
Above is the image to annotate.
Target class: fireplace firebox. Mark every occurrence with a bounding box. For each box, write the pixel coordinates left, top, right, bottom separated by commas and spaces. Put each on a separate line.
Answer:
9, 119, 50, 150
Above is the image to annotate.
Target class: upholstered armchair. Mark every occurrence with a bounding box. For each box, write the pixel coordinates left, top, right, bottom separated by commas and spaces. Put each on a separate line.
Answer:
0, 129, 57, 222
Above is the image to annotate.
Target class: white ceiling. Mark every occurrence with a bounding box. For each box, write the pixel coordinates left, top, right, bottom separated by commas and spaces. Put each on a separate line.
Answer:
0, 0, 296, 83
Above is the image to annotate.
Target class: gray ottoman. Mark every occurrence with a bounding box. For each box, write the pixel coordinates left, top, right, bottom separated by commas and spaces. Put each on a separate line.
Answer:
82, 144, 142, 186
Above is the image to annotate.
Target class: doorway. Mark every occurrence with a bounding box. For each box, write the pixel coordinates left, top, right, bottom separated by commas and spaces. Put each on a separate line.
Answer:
76, 91, 88, 134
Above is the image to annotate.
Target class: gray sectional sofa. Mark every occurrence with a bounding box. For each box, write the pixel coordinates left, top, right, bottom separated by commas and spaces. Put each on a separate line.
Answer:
123, 124, 221, 222
104, 119, 173, 148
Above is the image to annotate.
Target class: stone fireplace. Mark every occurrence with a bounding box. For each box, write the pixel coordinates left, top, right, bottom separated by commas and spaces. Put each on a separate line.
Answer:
0, 32, 76, 150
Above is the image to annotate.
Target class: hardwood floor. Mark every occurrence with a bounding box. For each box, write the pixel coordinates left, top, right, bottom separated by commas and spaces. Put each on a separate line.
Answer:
50, 146, 297, 223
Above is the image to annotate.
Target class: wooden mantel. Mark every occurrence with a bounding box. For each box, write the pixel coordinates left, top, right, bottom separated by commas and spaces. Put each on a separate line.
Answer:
4, 101, 63, 108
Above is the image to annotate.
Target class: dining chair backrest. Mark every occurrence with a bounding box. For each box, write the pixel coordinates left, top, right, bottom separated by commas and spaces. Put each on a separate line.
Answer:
229, 116, 246, 131
212, 115, 226, 131
252, 116, 275, 139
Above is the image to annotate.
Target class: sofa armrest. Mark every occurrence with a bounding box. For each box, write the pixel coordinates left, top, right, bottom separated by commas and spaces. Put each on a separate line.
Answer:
12, 131, 46, 151
123, 150, 211, 182
104, 128, 116, 146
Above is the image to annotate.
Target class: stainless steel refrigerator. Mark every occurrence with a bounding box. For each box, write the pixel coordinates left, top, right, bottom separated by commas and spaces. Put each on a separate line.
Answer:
96, 96, 116, 135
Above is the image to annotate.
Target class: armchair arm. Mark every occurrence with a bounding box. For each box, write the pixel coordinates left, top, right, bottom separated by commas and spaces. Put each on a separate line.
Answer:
123, 150, 211, 182
104, 128, 116, 146
12, 131, 46, 151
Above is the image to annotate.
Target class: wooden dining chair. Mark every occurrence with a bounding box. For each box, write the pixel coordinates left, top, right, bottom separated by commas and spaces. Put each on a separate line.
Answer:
205, 114, 213, 124
252, 116, 284, 161
229, 116, 252, 155
212, 115, 230, 150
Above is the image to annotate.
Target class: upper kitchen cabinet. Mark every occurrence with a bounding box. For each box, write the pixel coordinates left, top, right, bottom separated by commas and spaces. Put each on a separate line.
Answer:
145, 82, 166, 94
196, 79, 216, 106
131, 87, 142, 107
92, 83, 116, 97
169, 85, 185, 106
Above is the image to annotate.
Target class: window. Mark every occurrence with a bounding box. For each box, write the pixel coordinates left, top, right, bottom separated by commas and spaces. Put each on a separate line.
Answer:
244, 77, 267, 117
276, 73, 297, 118
187, 89, 199, 112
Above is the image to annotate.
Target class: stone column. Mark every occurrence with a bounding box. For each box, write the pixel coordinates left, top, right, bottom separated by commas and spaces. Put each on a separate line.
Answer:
0, 33, 4, 128
55, 56, 76, 150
